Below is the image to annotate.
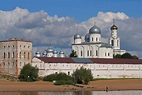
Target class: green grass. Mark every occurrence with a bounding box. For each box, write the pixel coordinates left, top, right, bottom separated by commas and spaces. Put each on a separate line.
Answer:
93, 78, 141, 81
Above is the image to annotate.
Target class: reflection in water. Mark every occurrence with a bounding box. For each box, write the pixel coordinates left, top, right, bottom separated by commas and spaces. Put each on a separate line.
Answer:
0, 91, 142, 95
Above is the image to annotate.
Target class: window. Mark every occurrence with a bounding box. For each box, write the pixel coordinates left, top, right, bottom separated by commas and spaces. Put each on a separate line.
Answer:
28, 52, 30, 59
96, 38, 98, 42
108, 53, 110, 56
24, 52, 26, 59
96, 50, 98, 56
111, 40, 114, 46
81, 51, 83, 56
12, 52, 14, 58
87, 50, 89, 56
19, 52, 21, 58
68, 72, 70, 75
117, 40, 119, 46
4, 52, 6, 58
8, 52, 10, 58
92, 38, 93, 41
90, 50, 92, 56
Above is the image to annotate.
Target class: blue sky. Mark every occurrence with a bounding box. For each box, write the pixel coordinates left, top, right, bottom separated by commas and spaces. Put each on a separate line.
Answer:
0, 0, 142, 57
0, 0, 142, 22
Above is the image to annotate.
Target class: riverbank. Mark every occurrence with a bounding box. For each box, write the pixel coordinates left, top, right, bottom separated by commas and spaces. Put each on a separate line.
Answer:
0, 79, 142, 92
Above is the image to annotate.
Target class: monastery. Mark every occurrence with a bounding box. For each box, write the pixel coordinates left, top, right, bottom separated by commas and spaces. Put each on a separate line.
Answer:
0, 21, 142, 78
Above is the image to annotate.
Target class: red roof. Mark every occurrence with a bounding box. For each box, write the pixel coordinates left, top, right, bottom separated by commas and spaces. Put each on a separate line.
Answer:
90, 58, 142, 64
36, 57, 142, 64
36, 57, 74, 63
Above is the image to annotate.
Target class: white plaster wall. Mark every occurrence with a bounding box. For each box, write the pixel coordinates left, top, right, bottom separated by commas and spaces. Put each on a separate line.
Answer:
32, 59, 142, 78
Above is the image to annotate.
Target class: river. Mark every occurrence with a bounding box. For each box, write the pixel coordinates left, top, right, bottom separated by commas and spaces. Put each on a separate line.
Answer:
0, 91, 142, 95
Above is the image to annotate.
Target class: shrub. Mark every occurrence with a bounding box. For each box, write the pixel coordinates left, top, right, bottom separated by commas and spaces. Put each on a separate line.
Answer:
18, 63, 39, 82
43, 72, 73, 85
72, 66, 93, 84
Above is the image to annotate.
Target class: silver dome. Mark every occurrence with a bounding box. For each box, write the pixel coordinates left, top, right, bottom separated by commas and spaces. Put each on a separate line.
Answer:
59, 51, 64, 54
85, 33, 90, 42
35, 51, 40, 54
53, 50, 58, 54
89, 25, 101, 34
74, 33, 81, 39
46, 47, 53, 53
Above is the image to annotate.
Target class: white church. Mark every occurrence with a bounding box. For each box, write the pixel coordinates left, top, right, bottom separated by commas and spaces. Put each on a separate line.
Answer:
72, 21, 126, 58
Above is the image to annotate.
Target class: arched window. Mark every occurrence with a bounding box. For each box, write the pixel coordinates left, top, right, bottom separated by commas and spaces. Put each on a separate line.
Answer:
13, 52, 14, 58
68, 72, 70, 75
28, 52, 30, 59
87, 50, 89, 56
108, 53, 110, 56
19, 52, 21, 58
24, 52, 26, 59
96, 50, 98, 56
4, 52, 6, 58
111, 40, 114, 46
96, 38, 98, 42
8, 52, 10, 58
90, 50, 92, 56
92, 38, 93, 41
81, 51, 83, 56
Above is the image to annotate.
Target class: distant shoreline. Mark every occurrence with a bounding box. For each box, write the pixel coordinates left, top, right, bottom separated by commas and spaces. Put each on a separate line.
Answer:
0, 79, 142, 92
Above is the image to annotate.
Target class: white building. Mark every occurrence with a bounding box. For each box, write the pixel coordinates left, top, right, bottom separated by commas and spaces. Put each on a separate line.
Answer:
72, 21, 126, 58
32, 57, 142, 78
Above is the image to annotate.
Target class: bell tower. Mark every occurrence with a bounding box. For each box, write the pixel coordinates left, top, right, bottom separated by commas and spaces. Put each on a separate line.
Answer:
109, 19, 120, 49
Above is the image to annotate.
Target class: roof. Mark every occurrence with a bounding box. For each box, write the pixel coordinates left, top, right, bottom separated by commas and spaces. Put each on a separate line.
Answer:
35, 57, 142, 64
0, 38, 31, 42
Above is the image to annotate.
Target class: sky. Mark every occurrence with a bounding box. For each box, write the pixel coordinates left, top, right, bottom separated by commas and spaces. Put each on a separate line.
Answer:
0, 0, 142, 57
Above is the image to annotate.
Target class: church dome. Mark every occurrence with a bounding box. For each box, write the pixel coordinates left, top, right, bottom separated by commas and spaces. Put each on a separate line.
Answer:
53, 49, 58, 54
35, 51, 40, 55
74, 33, 81, 39
59, 51, 64, 54
46, 47, 53, 53
110, 25, 118, 30
89, 25, 101, 34
85, 33, 90, 42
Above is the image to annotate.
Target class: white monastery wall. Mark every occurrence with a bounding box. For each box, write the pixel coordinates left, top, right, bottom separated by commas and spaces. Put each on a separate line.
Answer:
32, 58, 142, 78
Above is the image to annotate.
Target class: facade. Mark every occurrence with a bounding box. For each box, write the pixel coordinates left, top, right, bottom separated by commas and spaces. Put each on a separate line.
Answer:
0, 38, 32, 75
72, 21, 126, 58
32, 57, 142, 78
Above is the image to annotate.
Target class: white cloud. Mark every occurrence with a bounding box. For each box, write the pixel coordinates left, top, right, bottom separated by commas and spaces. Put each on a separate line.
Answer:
0, 8, 142, 58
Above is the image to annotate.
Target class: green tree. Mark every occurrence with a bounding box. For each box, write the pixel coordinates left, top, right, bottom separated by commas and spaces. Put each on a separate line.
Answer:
121, 52, 132, 59
70, 50, 78, 57
43, 72, 73, 85
72, 67, 93, 84
18, 63, 39, 82
113, 53, 139, 59
132, 55, 139, 59
113, 54, 121, 58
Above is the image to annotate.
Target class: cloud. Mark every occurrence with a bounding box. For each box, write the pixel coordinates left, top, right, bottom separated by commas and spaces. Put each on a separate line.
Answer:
0, 8, 142, 58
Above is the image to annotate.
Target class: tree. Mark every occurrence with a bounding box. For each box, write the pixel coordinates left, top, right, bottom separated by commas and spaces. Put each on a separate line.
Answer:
113, 53, 139, 59
70, 50, 78, 57
43, 72, 73, 85
121, 52, 132, 59
18, 63, 39, 82
72, 67, 93, 84
113, 54, 121, 58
